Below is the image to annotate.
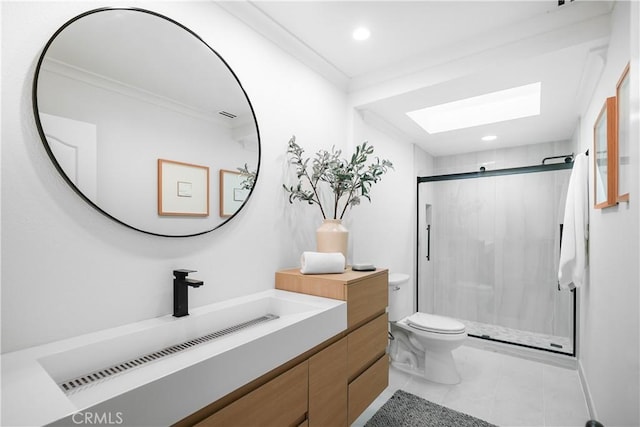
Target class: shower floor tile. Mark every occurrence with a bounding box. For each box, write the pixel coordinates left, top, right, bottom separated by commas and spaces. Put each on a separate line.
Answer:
461, 319, 573, 354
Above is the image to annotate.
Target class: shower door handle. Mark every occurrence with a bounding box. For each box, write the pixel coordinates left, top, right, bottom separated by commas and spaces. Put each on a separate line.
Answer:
426, 224, 431, 261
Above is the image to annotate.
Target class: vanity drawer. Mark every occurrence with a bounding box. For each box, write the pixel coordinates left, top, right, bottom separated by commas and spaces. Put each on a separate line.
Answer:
196, 361, 308, 427
346, 272, 388, 329
347, 354, 389, 425
309, 337, 348, 427
347, 313, 388, 380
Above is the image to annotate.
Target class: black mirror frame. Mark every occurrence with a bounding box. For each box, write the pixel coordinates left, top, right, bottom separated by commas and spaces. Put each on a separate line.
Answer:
32, 7, 261, 237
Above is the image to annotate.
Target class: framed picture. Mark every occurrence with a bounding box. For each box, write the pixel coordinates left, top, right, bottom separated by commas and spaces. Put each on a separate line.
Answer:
593, 97, 618, 209
158, 159, 209, 216
616, 62, 630, 202
220, 169, 249, 217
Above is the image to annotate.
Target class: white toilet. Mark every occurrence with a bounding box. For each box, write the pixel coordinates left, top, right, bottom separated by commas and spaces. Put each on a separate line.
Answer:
388, 273, 467, 384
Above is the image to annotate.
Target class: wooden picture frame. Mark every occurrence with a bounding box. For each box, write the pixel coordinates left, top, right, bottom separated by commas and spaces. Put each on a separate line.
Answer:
593, 97, 618, 209
616, 62, 630, 202
219, 169, 249, 217
158, 159, 209, 216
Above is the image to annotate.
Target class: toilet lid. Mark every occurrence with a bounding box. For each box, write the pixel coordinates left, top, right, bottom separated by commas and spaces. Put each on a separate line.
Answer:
388, 273, 410, 286
406, 312, 466, 334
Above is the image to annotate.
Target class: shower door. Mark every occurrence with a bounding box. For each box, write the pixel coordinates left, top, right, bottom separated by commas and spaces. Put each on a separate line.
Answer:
417, 165, 575, 355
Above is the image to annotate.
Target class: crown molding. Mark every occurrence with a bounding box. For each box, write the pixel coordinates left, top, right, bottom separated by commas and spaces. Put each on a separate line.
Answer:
216, 1, 350, 91
39, 58, 255, 130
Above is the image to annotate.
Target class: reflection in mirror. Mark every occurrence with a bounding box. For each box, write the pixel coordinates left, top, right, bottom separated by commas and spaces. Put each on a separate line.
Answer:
34, 8, 260, 236
219, 170, 249, 218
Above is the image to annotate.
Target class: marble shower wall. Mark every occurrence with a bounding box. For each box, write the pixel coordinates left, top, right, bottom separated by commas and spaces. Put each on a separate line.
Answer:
421, 141, 574, 339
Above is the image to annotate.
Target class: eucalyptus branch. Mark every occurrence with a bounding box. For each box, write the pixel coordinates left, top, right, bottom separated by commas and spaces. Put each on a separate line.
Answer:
337, 157, 393, 219
283, 136, 327, 218
237, 163, 256, 191
283, 136, 393, 220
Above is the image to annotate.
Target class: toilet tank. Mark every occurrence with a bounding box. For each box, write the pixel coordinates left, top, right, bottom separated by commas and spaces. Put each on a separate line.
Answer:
388, 273, 411, 322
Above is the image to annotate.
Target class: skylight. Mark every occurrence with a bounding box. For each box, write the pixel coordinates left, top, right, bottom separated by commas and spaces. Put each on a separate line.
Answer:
406, 82, 542, 134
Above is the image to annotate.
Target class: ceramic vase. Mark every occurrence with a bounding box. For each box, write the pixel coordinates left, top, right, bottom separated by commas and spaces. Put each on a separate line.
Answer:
316, 219, 348, 268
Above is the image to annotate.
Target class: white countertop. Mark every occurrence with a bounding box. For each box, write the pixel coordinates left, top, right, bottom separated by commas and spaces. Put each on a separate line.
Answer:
1, 289, 347, 426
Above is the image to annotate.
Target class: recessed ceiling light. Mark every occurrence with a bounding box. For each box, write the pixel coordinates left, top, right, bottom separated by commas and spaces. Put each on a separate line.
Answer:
481, 135, 497, 141
406, 82, 542, 134
352, 27, 371, 41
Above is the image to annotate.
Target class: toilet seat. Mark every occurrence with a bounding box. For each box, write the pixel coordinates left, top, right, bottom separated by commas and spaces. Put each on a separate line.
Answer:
405, 312, 465, 334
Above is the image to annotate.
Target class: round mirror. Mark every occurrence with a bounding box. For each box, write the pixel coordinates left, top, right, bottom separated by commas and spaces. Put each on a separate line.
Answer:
33, 8, 260, 237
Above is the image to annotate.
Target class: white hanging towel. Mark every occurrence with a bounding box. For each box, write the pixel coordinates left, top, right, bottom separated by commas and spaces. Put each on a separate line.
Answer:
558, 153, 589, 289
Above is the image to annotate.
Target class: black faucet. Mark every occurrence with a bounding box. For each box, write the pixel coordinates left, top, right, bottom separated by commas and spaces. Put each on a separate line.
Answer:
173, 269, 204, 317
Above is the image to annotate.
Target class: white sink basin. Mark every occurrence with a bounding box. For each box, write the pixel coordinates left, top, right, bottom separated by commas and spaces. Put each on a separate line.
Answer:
1, 289, 346, 426
39, 291, 329, 392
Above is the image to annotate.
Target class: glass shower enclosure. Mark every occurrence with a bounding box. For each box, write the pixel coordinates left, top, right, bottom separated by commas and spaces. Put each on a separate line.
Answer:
416, 162, 575, 355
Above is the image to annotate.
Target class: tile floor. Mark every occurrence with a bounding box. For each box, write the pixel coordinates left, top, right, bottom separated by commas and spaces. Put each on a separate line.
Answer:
353, 345, 590, 427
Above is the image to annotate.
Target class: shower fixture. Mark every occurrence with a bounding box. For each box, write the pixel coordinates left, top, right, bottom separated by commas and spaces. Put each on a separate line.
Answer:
541, 153, 574, 165
416, 158, 576, 356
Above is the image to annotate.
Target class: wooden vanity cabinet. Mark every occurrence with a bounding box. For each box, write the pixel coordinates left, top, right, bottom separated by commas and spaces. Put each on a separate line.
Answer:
347, 312, 388, 380
274, 268, 388, 330
276, 268, 389, 425
195, 361, 308, 427
308, 337, 348, 427
177, 269, 388, 427
183, 337, 345, 427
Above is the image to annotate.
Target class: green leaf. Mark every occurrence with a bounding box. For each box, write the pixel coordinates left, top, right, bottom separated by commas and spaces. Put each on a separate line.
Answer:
283, 136, 393, 220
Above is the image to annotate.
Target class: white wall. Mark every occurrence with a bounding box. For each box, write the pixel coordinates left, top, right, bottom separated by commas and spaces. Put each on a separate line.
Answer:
349, 110, 415, 276
39, 68, 251, 235
1, 1, 348, 353
577, 1, 640, 425
348, 110, 436, 322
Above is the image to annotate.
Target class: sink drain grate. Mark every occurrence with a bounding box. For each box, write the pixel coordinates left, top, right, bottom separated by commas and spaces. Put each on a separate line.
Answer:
58, 313, 279, 394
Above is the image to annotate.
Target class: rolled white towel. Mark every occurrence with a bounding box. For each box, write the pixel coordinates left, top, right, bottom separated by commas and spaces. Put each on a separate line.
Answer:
300, 251, 345, 275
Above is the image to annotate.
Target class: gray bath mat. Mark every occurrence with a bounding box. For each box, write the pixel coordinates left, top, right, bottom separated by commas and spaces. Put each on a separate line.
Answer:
365, 389, 498, 427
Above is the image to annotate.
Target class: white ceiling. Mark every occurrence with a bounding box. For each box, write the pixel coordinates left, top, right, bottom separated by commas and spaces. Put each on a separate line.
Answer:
220, 0, 615, 157
44, 9, 255, 128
